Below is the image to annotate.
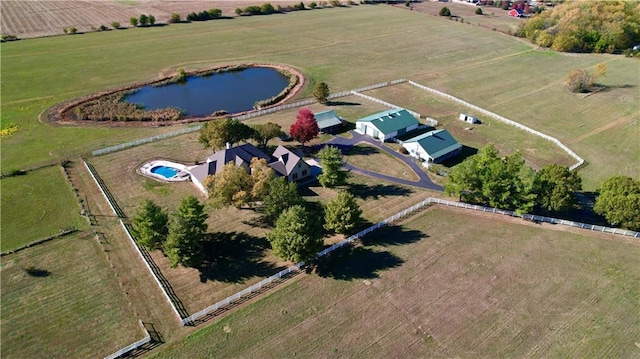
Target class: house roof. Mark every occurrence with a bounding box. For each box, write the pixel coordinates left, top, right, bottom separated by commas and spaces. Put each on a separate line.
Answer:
191, 143, 271, 185
314, 110, 343, 130
269, 145, 305, 176
356, 109, 419, 135
404, 129, 462, 161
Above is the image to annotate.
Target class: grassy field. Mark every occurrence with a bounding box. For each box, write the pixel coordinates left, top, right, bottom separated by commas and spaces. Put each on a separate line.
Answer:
344, 144, 419, 181
0, 232, 144, 358
3, 5, 637, 246
0, 165, 88, 251
365, 83, 578, 170
88, 128, 436, 313
148, 206, 640, 358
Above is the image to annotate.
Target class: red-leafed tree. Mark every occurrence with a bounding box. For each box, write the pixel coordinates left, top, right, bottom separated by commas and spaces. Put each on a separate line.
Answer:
289, 108, 319, 147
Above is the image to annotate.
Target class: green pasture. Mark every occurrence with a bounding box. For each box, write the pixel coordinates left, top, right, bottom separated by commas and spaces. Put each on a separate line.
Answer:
149, 207, 640, 358
0, 166, 88, 252
0, 232, 143, 358
1, 5, 638, 245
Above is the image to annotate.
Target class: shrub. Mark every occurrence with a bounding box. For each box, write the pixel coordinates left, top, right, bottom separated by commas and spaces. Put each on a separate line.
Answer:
235, 8, 243, 15
98, 24, 109, 31
310, 1, 318, 8
69, 27, 78, 34
399, 146, 409, 155
1, 34, 19, 42
475, 7, 483, 15
169, 13, 181, 23
111, 21, 121, 29
439, 7, 451, 17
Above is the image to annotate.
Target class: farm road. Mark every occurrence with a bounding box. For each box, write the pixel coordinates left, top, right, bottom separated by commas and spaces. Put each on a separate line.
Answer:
318, 131, 443, 191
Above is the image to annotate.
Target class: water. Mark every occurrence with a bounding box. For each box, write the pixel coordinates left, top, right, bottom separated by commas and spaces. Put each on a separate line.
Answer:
124, 67, 289, 117
151, 166, 179, 179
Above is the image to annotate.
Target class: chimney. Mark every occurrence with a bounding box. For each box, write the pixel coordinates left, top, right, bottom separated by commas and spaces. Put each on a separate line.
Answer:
226, 142, 231, 149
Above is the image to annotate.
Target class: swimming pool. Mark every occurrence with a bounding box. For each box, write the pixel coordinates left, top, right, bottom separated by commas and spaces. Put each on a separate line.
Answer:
151, 165, 179, 179
140, 160, 190, 182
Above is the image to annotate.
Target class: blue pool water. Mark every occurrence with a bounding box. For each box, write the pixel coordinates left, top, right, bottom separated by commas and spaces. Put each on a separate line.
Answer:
151, 166, 179, 179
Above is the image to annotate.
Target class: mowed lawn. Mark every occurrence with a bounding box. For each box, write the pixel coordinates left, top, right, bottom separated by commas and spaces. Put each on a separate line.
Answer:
0, 232, 143, 358
0, 166, 88, 252
88, 130, 436, 313
149, 206, 640, 358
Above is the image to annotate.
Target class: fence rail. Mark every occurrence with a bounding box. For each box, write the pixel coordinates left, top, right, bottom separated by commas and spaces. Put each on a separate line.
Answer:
350, 91, 421, 118
406, 80, 585, 170
90, 80, 406, 157
103, 320, 150, 359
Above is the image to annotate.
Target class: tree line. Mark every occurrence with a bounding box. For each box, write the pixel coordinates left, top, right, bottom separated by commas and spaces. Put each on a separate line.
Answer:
516, 0, 640, 53
445, 144, 640, 231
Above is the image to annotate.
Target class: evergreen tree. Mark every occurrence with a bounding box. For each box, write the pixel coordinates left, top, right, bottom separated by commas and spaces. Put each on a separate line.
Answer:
164, 195, 208, 268
131, 199, 168, 250
317, 145, 349, 188
324, 191, 362, 234
262, 177, 303, 225
267, 205, 324, 263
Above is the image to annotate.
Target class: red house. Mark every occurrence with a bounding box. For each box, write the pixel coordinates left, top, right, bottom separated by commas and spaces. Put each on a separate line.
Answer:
509, 8, 524, 17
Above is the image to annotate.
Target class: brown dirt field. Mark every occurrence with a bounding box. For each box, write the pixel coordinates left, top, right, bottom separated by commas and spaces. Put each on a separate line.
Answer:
0, 0, 303, 39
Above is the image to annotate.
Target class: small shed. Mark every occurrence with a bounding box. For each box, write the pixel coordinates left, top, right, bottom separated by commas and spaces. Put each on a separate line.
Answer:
459, 113, 480, 124
509, 8, 524, 17
314, 110, 343, 134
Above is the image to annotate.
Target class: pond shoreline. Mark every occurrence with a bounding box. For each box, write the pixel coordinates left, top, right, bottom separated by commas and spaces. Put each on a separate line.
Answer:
41, 63, 306, 128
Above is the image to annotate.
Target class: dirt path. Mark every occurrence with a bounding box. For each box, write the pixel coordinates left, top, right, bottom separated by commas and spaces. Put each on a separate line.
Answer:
569, 113, 637, 144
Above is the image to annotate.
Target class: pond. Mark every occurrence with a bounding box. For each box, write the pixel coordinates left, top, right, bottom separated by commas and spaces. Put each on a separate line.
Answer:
124, 67, 290, 117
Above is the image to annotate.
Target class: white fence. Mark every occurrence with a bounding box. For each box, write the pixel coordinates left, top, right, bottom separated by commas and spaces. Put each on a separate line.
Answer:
350, 91, 421, 119
103, 320, 151, 359
92, 126, 203, 156
406, 80, 585, 170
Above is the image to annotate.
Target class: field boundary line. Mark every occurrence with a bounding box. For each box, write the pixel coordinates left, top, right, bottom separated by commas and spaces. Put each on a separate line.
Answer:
183, 195, 638, 325
405, 80, 585, 170
103, 319, 151, 359
82, 158, 187, 322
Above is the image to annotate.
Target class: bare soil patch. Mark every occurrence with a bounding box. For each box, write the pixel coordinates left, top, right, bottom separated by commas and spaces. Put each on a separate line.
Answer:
1, 0, 295, 39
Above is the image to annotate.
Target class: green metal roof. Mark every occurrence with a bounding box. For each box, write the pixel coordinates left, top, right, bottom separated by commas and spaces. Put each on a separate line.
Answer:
314, 110, 342, 130
405, 129, 461, 160
356, 109, 419, 135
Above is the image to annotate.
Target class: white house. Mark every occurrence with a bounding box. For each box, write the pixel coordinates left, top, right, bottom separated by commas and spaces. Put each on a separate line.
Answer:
402, 129, 462, 166
355, 109, 420, 142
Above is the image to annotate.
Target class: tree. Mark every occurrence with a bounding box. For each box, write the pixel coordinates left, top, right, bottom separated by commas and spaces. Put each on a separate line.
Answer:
324, 191, 362, 234
565, 63, 606, 93
131, 199, 168, 250
439, 7, 451, 17
532, 164, 582, 213
205, 162, 253, 209
289, 108, 319, 146
129, 17, 139, 27
164, 195, 208, 268
262, 176, 303, 224
317, 145, 349, 188
250, 158, 276, 201
594, 176, 640, 231
169, 13, 181, 23
267, 205, 323, 263
313, 82, 330, 105
250, 122, 284, 148
445, 144, 536, 213
139, 14, 149, 26
199, 118, 254, 150
148, 14, 156, 25
208, 8, 222, 18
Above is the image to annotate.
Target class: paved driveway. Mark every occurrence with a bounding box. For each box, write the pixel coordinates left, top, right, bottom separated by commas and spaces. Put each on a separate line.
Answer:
317, 131, 443, 191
